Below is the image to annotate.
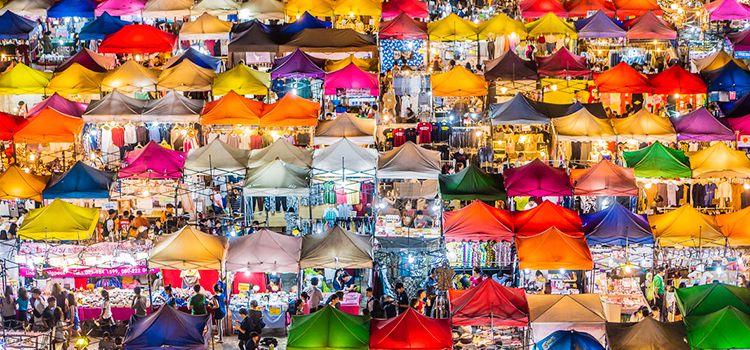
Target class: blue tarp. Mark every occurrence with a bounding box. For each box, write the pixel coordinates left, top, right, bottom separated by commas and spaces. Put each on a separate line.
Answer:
280, 11, 331, 37
46, 0, 97, 18
42, 162, 114, 199
167, 47, 222, 71
581, 202, 654, 245
535, 330, 605, 350
123, 305, 209, 350
79, 12, 130, 40
0, 11, 37, 40
488, 93, 549, 125
702, 60, 750, 96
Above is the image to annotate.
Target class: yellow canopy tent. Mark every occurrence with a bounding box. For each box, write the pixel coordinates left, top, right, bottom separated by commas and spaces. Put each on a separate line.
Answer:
648, 204, 725, 247
17, 199, 99, 241
285, 0, 334, 17
0, 63, 51, 94
428, 13, 480, 41
101, 60, 159, 92
148, 225, 228, 270
0, 166, 49, 201
540, 78, 593, 104
157, 60, 216, 92
213, 64, 270, 96
552, 107, 615, 141
611, 108, 676, 142
689, 141, 750, 178
46, 63, 105, 96
525, 12, 577, 38
694, 50, 748, 72
333, 0, 381, 17
431, 66, 488, 96
325, 54, 377, 72
179, 12, 232, 41
716, 206, 750, 247
478, 12, 527, 39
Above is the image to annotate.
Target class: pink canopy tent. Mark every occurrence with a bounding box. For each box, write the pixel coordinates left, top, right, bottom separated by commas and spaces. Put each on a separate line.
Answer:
95, 0, 146, 16
324, 63, 380, 96
119, 141, 186, 179
381, 0, 428, 20
704, 0, 750, 21
503, 158, 573, 197
536, 47, 590, 77
27, 93, 88, 118
625, 11, 676, 40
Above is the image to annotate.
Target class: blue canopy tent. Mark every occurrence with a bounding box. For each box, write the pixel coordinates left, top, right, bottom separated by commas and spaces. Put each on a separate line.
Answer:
79, 12, 130, 40
0, 11, 37, 40
46, 0, 97, 18
42, 161, 114, 199
535, 330, 605, 350
702, 60, 750, 97
581, 203, 654, 245
488, 93, 549, 125
123, 306, 210, 350
166, 47, 222, 71
279, 11, 331, 37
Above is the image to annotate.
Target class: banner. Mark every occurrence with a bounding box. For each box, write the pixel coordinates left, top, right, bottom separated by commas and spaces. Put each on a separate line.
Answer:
20, 265, 157, 278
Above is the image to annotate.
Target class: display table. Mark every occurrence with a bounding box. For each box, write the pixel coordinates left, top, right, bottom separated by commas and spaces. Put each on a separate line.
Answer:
340, 293, 361, 316
78, 307, 136, 321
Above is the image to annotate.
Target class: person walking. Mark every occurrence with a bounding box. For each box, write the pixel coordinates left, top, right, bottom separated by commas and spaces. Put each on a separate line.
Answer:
1, 286, 16, 329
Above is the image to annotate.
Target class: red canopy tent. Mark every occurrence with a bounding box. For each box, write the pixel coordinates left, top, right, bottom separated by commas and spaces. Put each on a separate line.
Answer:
536, 47, 591, 77
565, 0, 616, 17
369, 308, 452, 350
0, 112, 23, 141
381, 0, 428, 20
649, 64, 706, 95
613, 0, 661, 17
449, 278, 529, 327
379, 12, 428, 40
513, 200, 583, 236
625, 11, 676, 40
520, 0, 568, 18
594, 62, 652, 93
443, 200, 514, 242
99, 24, 176, 54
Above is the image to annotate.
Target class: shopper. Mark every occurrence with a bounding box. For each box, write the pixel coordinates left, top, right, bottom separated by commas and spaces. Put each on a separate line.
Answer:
247, 300, 265, 335
246, 332, 260, 350
66, 293, 79, 337
163, 285, 176, 307
1, 286, 16, 329
304, 277, 323, 312
131, 287, 148, 317
189, 285, 207, 316
395, 282, 409, 314
210, 283, 227, 343
99, 290, 113, 334
653, 269, 666, 321
30, 288, 47, 330
16, 287, 29, 328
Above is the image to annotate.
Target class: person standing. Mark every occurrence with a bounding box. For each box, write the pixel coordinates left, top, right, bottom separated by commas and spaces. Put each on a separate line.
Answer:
210, 283, 227, 343
395, 283, 409, 315
1, 286, 16, 329
235, 309, 251, 350
189, 285, 207, 316
131, 287, 148, 317
30, 288, 47, 330
653, 269, 666, 321
99, 290, 113, 334
66, 294, 79, 337
304, 277, 323, 312
102, 209, 117, 242
247, 300, 265, 335
16, 287, 29, 328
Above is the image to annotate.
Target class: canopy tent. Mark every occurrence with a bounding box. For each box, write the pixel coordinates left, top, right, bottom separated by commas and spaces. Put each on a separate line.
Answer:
552, 104, 616, 141
184, 139, 250, 176
79, 12, 130, 41
533, 97, 609, 118
566, 0, 615, 17
157, 60, 216, 92
271, 49, 325, 79
729, 28, 750, 52
94, 0, 144, 17
689, 141, 750, 178
141, 0, 192, 18
143, 92, 203, 121
516, 227, 593, 270
594, 62, 651, 93
569, 159, 637, 196
281, 28, 376, 53
612, 0, 661, 17
314, 113, 376, 145
280, 11, 331, 37
333, 0, 381, 17
0, 112, 22, 140
29, 92, 87, 118
649, 64, 707, 95
149, 225, 227, 270
213, 64, 270, 96
0, 11, 37, 40
488, 93, 549, 125
83, 90, 148, 121
191, 0, 240, 16
17, 199, 98, 241
46, 0, 96, 18
100, 60, 158, 92
200, 90, 264, 125
527, 294, 606, 344
179, 12, 232, 41
46, 63, 105, 96
299, 225, 372, 269
704, 0, 750, 21
717, 206, 750, 247
166, 47, 222, 71
694, 49, 748, 72
324, 63, 380, 96
260, 93, 320, 127
536, 331, 604, 350
370, 308, 450, 350
42, 161, 113, 199
98, 24, 176, 54
247, 139, 312, 169
477, 12, 528, 39
13, 107, 83, 144
676, 283, 750, 317
575, 10, 626, 38
443, 200, 513, 242
580, 202, 653, 245
244, 159, 310, 196
55, 48, 116, 72
520, 0, 568, 18
288, 305, 370, 350
312, 137, 377, 179
702, 60, 750, 95
728, 114, 750, 134
605, 318, 689, 350
622, 141, 691, 178
325, 54, 377, 72
525, 12, 577, 37
504, 159, 573, 197
671, 107, 735, 141
377, 141, 441, 179
119, 141, 186, 179
226, 229, 301, 273
0, 63, 51, 94
284, 0, 334, 18
683, 306, 750, 350
723, 91, 750, 118
536, 47, 590, 77
123, 305, 209, 350
227, 21, 279, 55
648, 204, 725, 247
238, 0, 284, 20
0, 166, 48, 201
611, 108, 677, 142
379, 12, 428, 40
484, 50, 537, 81
625, 11, 676, 40
432, 66, 487, 96
448, 278, 528, 327
381, 0, 428, 20
0, 0, 52, 17
513, 200, 583, 235
427, 13, 479, 41
439, 165, 506, 201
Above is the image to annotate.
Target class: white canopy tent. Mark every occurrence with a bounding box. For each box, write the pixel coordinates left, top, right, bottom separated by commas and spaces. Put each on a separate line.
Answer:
312, 137, 377, 179
377, 141, 442, 180
184, 138, 250, 176
314, 114, 376, 145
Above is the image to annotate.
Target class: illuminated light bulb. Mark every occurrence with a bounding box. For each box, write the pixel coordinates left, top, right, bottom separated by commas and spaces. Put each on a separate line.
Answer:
407, 255, 414, 263
744, 183, 750, 190
524, 268, 530, 274
550, 84, 558, 92
23, 168, 30, 173
674, 93, 680, 99
142, 190, 150, 197
29, 154, 35, 161
500, 87, 508, 94
291, 88, 297, 95
559, 268, 566, 274
475, 130, 482, 137
624, 264, 632, 274
670, 3, 678, 9
644, 183, 653, 189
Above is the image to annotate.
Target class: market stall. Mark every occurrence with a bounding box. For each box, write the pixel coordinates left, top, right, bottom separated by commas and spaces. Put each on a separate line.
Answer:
569, 159, 638, 197
0, 165, 49, 202
369, 308, 451, 350
513, 200, 583, 235
314, 113, 376, 145
593, 62, 651, 113
516, 227, 593, 271
100, 60, 159, 93
527, 294, 607, 344
670, 107, 735, 142
622, 141, 691, 179
123, 305, 211, 350
439, 165, 506, 201
98, 24, 177, 54
648, 204, 725, 247
605, 318, 689, 350
16, 198, 98, 241
503, 159, 573, 198
287, 305, 370, 350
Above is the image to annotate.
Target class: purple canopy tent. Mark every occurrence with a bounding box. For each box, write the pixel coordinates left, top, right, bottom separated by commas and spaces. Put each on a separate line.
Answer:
27, 93, 88, 118
123, 305, 210, 350
536, 47, 590, 77
503, 158, 572, 197
119, 141, 186, 179
581, 202, 654, 245
671, 107, 735, 141
55, 48, 116, 72
704, 0, 750, 21
575, 10, 626, 38
483, 50, 537, 81
270, 48, 325, 79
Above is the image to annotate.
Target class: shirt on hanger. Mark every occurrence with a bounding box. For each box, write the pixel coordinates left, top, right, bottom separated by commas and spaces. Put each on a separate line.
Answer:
417, 122, 432, 144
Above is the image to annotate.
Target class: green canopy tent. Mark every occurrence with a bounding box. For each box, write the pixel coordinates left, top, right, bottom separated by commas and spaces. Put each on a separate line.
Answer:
622, 141, 691, 178
683, 306, 750, 349
675, 283, 750, 317
439, 164, 506, 201
287, 305, 370, 350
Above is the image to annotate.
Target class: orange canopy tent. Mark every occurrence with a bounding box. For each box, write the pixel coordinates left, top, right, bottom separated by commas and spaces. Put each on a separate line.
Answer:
594, 62, 652, 93
516, 227, 593, 270
569, 159, 638, 196
443, 200, 514, 242
260, 93, 320, 127
13, 107, 83, 144
200, 90, 264, 125
648, 204, 725, 247
513, 200, 583, 235
613, 0, 661, 17
716, 206, 750, 247
0, 166, 49, 201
